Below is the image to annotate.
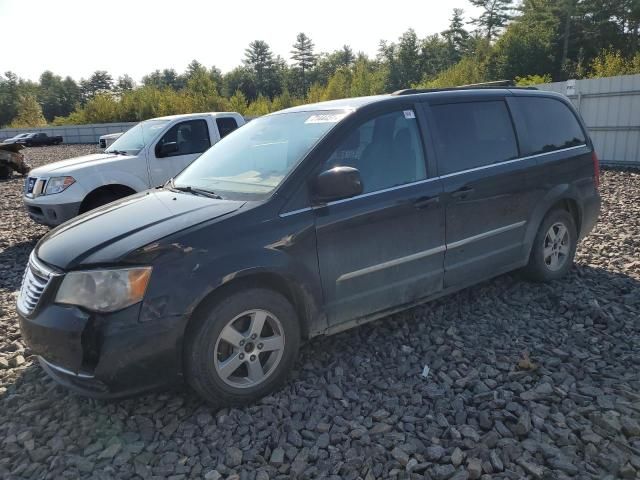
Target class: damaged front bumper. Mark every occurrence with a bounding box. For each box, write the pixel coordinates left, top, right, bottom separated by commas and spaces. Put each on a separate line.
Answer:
18, 295, 185, 400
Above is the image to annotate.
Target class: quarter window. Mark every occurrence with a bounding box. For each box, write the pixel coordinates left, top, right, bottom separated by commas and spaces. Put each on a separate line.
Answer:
515, 97, 586, 155
324, 110, 427, 194
430, 101, 519, 175
156, 119, 211, 157
216, 117, 239, 139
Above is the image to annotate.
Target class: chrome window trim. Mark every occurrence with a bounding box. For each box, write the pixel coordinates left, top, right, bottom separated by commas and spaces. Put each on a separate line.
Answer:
278, 144, 588, 217
438, 144, 588, 179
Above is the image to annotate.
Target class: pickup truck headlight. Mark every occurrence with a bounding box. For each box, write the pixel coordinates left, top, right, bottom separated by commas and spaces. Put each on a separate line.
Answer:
45, 176, 75, 195
55, 267, 152, 312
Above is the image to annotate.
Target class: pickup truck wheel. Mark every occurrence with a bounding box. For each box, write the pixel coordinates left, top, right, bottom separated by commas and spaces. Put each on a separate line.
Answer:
523, 209, 577, 282
185, 288, 300, 407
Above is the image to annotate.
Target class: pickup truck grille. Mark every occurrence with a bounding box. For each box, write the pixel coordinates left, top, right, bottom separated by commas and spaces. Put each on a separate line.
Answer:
17, 254, 55, 315
25, 176, 47, 197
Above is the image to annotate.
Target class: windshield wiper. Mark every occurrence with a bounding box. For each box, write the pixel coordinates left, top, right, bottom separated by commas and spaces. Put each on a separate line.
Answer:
106, 149, 128, 155
167, 178, 222, 199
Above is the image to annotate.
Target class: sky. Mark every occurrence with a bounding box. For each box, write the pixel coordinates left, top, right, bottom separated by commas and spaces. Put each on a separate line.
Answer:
0, 0, 479, 83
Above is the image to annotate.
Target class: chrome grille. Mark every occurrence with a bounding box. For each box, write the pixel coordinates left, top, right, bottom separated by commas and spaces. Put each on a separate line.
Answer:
17, 254, 54, 315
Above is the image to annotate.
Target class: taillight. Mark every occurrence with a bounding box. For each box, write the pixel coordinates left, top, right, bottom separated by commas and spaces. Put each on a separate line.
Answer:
592, 151, 600, 190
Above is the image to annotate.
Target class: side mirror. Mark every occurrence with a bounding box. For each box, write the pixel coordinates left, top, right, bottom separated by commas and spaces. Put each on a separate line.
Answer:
313, 166, 363, 203
157, 141, 178, 157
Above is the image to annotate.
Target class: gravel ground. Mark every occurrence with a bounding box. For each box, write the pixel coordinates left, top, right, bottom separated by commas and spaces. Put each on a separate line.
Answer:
1, 145, 639, 480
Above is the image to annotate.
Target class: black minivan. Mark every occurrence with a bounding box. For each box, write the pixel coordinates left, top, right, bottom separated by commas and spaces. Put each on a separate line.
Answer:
18, 86, 601, 405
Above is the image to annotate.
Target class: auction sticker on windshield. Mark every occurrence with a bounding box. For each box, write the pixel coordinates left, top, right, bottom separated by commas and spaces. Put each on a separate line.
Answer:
305, 113, 349, 124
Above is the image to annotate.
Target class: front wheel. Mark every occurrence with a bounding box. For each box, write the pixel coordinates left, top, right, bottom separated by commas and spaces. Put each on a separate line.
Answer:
185, 288, 300, 406
522, 209, 577, 282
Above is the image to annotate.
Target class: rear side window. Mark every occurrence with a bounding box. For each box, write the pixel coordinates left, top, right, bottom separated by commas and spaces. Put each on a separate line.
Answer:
216, 117, 239, 139
515, 97, 586, 155
430, 101, 518, 175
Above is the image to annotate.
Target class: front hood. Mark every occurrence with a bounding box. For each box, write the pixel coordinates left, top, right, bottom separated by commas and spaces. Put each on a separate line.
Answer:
30, 153, 137, 175
36, 189, 245, 269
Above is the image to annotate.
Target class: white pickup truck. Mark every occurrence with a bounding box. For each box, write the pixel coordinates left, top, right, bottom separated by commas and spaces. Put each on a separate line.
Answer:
23, 112, 245, 226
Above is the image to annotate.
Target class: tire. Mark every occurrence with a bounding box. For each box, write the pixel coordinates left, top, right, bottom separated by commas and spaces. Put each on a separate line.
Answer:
522, 208, 577, 282
185, 288, 300, 406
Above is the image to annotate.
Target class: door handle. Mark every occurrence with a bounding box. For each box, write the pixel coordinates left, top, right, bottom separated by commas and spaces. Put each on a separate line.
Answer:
450, 186, 475, 199
413, 195, 440, 209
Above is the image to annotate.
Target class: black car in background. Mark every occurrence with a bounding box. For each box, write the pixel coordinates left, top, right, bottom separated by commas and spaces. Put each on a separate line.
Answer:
17, 85, 601, 405
17, 132, 63, 146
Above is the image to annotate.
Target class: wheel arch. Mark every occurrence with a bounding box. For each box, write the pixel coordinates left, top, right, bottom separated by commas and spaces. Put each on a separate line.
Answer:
79, 184, 137, 213
523, 185, 582, 260
183, 269, 320, 345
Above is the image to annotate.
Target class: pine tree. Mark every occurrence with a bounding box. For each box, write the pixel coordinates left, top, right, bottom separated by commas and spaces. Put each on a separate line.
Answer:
290, 33, 316, 95
468, 0, 514, 41
244, 40, 280, 98
442, 9, 470, 63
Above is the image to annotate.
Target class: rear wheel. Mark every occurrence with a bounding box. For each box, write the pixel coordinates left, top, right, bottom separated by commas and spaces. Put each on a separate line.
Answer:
185, 288, 300, 406
523, 209, 577, 282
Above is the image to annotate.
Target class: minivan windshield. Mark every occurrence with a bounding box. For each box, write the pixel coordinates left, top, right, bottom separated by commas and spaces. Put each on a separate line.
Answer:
106, 119, 169, 155
174, 110, 350, 199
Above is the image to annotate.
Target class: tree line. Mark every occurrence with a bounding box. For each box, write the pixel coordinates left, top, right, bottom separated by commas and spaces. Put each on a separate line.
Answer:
2, 0, 639, 128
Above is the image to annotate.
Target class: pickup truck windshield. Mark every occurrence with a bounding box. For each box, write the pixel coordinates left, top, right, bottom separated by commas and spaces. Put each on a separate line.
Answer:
174, 110, 349, 199
106, 119, 169, 155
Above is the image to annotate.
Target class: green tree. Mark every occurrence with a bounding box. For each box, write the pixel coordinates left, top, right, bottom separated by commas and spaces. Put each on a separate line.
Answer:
244, 40, 281, 99
290, 33, 316, 96
468, 0, 514, 41
223, 66, 257, 100
9, 94, 47, 127
80, 70, 113, 101
0, 72, 20, 126
442, 9, 470, 64
115, 75, 135, 95
489, 0, 558, 80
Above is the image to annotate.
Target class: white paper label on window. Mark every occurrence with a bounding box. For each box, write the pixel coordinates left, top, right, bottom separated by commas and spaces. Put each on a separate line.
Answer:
403, 110, 416, 119
305, 113, 349, 124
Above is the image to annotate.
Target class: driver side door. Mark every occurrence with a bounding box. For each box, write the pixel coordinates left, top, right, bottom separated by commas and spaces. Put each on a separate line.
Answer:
313, 107, 445, 326
149, 119, 212, 186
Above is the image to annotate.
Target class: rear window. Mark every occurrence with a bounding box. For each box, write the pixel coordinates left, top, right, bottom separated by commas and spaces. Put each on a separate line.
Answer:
431, 101, 519, 175
216, 117, 239, 139
515, 97, 586, 155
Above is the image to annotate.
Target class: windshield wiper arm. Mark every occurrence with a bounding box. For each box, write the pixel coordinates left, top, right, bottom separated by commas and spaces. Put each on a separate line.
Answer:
107, 149, 128, 155
168, 180, 222, 199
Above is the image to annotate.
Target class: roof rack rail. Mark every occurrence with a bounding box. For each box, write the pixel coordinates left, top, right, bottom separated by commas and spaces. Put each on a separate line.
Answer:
391, 79, 537, 96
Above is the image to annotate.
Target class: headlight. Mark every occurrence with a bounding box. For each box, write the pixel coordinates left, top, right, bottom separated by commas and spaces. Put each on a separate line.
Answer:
55, 267, 152, 312
45, 176, 75, 195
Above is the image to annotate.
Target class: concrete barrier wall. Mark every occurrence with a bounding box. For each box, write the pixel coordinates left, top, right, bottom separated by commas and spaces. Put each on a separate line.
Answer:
0, 122, 137, 144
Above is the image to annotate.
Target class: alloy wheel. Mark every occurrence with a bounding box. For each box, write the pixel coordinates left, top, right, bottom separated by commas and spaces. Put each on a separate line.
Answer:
543, 222, 571, 271
214, 309, 285, 388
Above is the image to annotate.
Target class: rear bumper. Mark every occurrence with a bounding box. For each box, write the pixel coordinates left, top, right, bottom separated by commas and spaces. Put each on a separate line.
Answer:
23, 197, 81, 226
18, 302, 185, 399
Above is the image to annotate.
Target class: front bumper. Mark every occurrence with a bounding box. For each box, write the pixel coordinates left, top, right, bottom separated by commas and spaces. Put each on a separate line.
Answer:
18, 301, 185, 399
23, 196, 81, 227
